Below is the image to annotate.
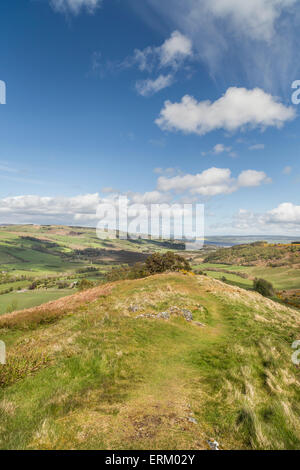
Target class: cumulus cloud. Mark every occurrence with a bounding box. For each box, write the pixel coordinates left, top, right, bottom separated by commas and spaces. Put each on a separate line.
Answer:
267, 202, 300, 224
159, 30, 193, 67
157, 167, 271, 196
135, 74, 174, 96
50, 0, 102, 14
232, 202, 300, 233
237, 170, 271, 187
156, 87, 296, 135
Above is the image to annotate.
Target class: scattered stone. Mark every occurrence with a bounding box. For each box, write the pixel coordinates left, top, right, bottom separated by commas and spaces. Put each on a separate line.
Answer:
208, 440, 220, 451
182, 309, 193, 322
134, 306, 203, 324
194, 321, 206, 328
129, 305, 140, 313
158, 311, 170, 320
169, 306, 181, 314
188, 417, 198, 424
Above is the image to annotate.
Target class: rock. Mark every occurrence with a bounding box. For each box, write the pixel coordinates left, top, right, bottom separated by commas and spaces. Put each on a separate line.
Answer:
169, 306, 181, 315
129, 305, 140, 313
208, 440, 220, 450
135, 306, 195, 323
158, 311, 170, 320
182, 309, 193, 322
188, 417, 198, 424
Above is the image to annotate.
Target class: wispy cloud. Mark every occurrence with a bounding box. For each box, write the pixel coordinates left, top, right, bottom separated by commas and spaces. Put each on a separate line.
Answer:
249, 143, 265, 151
133, 30, 193, 72
135, 74, 174, 96
50, 0, 102, 15
142, 0, 300, 93
89, 30, 194, 96
283, 165, 292, 174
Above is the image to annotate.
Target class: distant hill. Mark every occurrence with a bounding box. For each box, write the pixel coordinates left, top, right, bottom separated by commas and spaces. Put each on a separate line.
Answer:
204, 241, 300, 267
0, 272, 299, 450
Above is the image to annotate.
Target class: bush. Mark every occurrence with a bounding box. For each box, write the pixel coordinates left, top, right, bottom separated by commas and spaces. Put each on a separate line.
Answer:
145, 252, 191, 274
253, 278, 275, 297
78, 279, 94, 291
29, 280, 39, 290
105, 252, 191, 282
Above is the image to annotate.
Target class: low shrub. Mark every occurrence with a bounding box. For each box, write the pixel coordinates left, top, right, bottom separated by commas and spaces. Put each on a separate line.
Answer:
253, 278, 275, 297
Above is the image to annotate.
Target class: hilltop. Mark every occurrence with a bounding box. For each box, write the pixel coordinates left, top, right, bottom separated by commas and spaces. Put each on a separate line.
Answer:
0, 272, 299, 450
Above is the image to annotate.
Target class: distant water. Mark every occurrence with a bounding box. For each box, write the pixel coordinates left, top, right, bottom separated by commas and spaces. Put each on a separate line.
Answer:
203, 236, 300, 248
204, 241, 236, 247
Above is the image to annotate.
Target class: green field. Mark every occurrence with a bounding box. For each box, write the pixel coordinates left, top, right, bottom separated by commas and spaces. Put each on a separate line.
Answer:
0, 225, 183, 313
0, 289, 72, 315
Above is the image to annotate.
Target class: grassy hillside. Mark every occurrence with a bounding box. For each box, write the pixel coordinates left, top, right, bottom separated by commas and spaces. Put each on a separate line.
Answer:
0, 224, 183, 314
204, 241, 300, 268
0, 273, 299, 450
192, 242, 300, 309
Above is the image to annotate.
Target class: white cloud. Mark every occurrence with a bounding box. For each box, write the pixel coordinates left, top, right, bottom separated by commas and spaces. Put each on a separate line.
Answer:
283, 166, 292, 174
130, 190, 171, 205
157, 167, 271, 196
232, 202, 300, 233
213, 144, 231, 154
237, 170, 271, 187
249, 144, 265, 150
135, 74, 174, 96
50, 0, 102, 14
159, 31, 193, 67
133, 30, 193, 72
202, 144, 236, 157
267, 202, 300, 224
0, 193, 101, 225
156, 87, 296, 135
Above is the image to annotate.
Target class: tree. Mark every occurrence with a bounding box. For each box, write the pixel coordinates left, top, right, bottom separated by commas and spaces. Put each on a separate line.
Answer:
145, 251, 191, 274
253, 278, 275, 297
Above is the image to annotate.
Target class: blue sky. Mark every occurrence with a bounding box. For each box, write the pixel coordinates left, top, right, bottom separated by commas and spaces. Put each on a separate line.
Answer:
0, 0, 300, 234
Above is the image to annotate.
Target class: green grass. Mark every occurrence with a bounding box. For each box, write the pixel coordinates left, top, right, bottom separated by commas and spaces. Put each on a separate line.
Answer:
0, 273, 299, 450
0, 289, 73, 315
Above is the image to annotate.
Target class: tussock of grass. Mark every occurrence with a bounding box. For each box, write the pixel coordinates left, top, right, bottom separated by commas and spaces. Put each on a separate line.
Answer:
0, 273, 299, 450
